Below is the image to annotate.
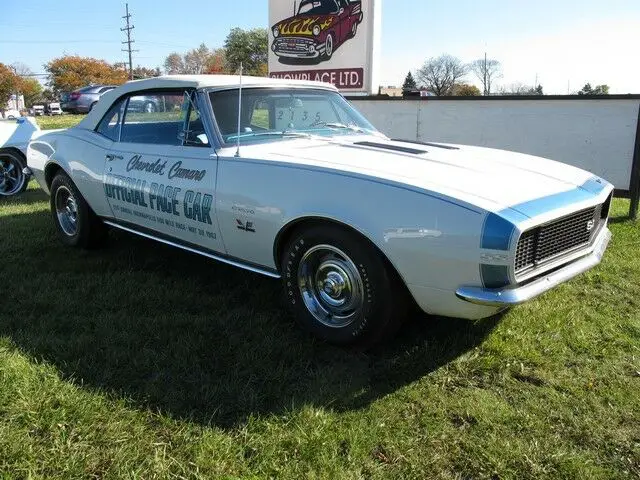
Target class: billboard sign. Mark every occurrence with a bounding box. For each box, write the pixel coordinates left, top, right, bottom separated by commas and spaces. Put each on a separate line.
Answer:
268, 0, 381, 94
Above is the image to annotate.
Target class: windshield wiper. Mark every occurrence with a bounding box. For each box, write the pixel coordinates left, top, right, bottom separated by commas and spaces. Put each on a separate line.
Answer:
316, 122, 368, 133
227, 131, 313, 141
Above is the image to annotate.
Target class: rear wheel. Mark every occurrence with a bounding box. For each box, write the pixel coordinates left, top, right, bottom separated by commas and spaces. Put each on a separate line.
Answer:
281, 224, 406, 347
0, 150, 28, 196
50, 172, 106, 248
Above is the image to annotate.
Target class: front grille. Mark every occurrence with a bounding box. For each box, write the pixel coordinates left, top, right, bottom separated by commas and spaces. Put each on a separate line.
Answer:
515, 205, 603, 275
274, 37, 313, 53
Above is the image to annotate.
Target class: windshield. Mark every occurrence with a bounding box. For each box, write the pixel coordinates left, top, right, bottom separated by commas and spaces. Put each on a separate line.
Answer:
298, 0, 339, 15
209, 87, 380, 146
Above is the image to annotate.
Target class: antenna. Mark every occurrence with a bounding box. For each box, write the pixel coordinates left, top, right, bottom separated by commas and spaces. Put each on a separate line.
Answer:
235, 63, 243, 158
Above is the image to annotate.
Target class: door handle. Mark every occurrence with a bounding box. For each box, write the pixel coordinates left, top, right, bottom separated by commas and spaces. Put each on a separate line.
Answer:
105, 154, 123, 162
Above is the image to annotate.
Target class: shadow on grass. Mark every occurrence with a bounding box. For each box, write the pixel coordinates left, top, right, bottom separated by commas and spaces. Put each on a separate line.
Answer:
609, 215, 636, 225
0, 186, 48, 207
0, 202, 502, 428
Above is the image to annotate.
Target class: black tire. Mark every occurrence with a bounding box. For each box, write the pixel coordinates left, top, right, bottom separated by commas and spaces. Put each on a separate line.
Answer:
0, 150, 29, 196
50, 171, 106, 248
281, 224, 406, 347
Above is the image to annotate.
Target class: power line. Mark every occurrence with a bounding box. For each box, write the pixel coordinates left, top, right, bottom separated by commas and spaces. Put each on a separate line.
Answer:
121, 3, 138, 80
0, 39, 117, 44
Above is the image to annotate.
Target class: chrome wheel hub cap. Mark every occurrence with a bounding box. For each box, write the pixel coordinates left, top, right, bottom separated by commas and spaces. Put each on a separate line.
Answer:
0, 156, 25, 196
55, 186, 79, 236
298, 245, 364, 328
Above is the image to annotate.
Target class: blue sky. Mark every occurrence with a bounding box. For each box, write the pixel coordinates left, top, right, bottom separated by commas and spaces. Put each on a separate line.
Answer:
2, 0, 639, 94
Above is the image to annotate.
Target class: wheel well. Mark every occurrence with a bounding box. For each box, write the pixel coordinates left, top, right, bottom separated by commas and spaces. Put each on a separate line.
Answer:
274, 217, 409, 288
44, 163, 63, 190
0, 147, 26, 162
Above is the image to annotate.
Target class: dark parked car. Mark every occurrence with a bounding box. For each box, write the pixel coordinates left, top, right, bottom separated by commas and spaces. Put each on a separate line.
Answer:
61, 85, 116, 114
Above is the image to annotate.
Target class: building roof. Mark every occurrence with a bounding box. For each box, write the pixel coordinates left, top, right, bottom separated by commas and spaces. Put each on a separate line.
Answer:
78, 74, 337, 130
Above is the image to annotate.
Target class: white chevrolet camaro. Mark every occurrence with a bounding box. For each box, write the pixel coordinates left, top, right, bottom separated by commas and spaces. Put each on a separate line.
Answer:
26, 75, 613, 346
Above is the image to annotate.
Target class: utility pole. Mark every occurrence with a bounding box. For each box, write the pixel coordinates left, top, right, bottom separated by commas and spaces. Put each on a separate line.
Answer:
483, 51, 487, 96
121, 3, 137, 80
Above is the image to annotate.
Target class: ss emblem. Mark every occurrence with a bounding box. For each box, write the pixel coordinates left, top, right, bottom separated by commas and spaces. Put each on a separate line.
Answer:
586, 220, 595, 232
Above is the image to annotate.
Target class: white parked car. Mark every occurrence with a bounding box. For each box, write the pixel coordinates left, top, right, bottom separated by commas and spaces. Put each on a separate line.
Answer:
3, 109, 21, 120
1, 117, 40, 196
26, 75, 613, 346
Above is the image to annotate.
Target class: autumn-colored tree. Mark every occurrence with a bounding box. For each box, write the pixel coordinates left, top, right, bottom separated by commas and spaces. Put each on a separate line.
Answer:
451, 83, 482, 96
204, 49, 228, 74
132, 65, 161, 80
18, 77, 43, 106
45, 55, 128, 95
0, 63, 19, 107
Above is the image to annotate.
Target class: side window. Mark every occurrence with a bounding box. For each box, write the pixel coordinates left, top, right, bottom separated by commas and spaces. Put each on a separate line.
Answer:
96, 99, 125, 141
120, 92, 184, 145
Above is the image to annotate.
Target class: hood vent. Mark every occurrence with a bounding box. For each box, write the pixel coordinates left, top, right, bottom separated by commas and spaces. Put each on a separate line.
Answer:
391, 139, 460, 150
353, 141, 428, 155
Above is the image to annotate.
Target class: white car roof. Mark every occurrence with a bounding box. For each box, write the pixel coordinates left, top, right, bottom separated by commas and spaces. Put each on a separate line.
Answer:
78, 74, 338, 130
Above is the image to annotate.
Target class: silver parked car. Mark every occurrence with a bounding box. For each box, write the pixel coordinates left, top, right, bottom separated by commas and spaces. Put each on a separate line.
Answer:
61, 85, 116, 114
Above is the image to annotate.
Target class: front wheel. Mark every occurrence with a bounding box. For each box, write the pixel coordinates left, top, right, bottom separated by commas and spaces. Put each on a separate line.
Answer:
323, 33, 334, 60
281, 225, 406, 347
50, 172, 106, 248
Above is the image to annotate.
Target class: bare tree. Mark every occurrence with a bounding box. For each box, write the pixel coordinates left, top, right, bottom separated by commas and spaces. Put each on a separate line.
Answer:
163, 52, 185, 75
10, 62, 33, 77
416, 55, 468, 96
469, 57, 502, 95
498, 82, 543, 96
184, 43, 211, 74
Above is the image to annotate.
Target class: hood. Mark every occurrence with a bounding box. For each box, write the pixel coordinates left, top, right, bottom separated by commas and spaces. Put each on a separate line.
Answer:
238, 136, 609, 220
273, 14, 335, 37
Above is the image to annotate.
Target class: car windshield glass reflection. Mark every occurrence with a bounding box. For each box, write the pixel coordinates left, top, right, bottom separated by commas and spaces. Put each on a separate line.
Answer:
209, 88, 379, 146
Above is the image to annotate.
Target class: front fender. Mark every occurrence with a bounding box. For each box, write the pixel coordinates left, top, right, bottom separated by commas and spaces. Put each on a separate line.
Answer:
28, 129, 114, 217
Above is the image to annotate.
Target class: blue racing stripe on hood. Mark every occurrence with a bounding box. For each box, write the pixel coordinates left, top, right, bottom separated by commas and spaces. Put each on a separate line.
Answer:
503, 177, 609, 219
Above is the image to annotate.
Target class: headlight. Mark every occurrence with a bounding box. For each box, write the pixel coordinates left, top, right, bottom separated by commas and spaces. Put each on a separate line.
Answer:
273, 26, 280, 38
313, 25, 321, 36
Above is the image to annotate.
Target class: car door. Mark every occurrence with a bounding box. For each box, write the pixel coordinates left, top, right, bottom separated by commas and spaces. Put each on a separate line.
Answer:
102, 89, 224, 253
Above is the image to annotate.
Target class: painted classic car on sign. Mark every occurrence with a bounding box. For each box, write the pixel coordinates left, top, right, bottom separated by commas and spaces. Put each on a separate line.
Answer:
271, 0, 363, 61
26, 75, 613, 346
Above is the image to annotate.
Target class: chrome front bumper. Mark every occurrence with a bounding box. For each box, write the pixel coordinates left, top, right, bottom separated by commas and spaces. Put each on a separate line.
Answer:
456, 227, 612, 307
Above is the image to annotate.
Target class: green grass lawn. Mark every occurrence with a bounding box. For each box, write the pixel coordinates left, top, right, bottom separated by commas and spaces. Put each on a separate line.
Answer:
36, 114, 85, 130
0, 186, 638, 479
